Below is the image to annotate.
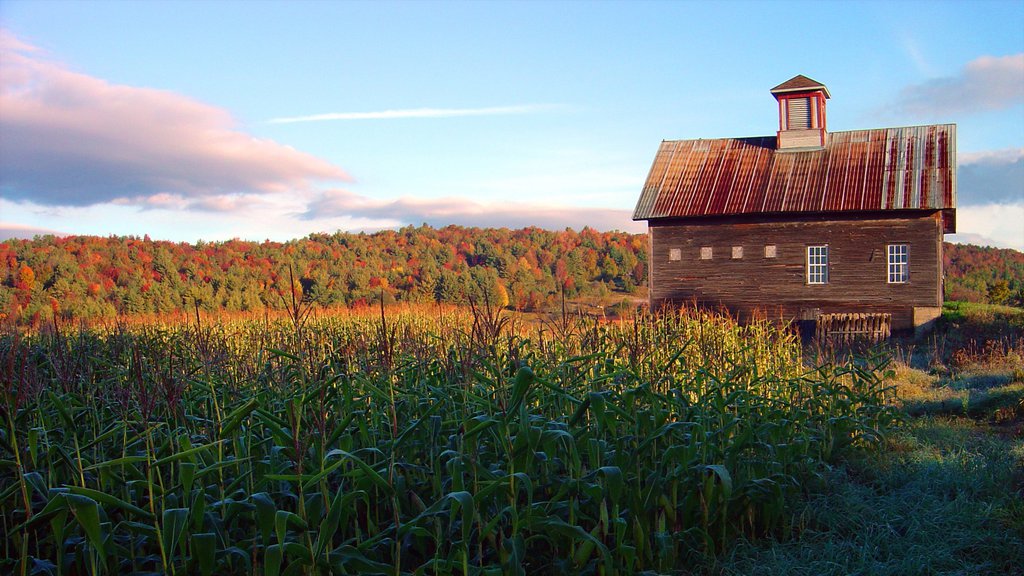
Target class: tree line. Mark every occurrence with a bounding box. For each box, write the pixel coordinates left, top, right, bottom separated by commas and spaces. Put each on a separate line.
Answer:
2, 225, 1020, 327
943, 242, 1024, 306
1, 225, 646, 326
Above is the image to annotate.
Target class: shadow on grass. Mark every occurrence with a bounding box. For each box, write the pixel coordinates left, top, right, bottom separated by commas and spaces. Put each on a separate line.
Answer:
903, 381, 1024, 418
714, 415, 1024, 576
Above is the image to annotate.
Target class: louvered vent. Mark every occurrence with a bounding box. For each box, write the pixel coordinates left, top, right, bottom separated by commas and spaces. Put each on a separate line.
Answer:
787, 97, 811, 129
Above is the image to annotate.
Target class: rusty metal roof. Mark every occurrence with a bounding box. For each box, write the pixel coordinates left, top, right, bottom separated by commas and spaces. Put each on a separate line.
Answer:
771, 75, 831, 98
633, 124, 956, 223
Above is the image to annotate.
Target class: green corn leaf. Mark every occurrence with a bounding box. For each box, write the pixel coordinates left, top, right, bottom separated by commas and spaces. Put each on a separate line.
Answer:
196, 457, 251, 479
180, 462, 197, 495
264, 543, 283, 576
393, 399, 446, 449
322, 449, 393, 495
46, 391, 75, 429
67, 486, 153, 520
313, 488, 345, 560
119, 520, 158, 539
703, 464, 734, 499
596, 466, 624, 502
268, 348, 300, 362
251, 492, 276, 546
84, 456, 148, 470
275, 509, 307, 545
153, 440, 225, 467
446, 490, 475, 544
220, 397, 260, 437
161, 508, 190, 562
49, 508, 69, 569
11, 488, 70, 532
463, 415, 498, 440
192, 532, 217, 576
64, 493, 106, 565
23, 471, 47, 499
529, 515, 608, 560
507, 366, 535, 415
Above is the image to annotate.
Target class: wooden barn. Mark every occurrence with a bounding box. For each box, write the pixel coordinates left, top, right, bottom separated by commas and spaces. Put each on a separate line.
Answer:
632, 75, 956, 335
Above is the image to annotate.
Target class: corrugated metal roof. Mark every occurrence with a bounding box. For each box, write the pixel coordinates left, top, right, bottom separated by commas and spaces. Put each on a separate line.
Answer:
633, 124, 956, 221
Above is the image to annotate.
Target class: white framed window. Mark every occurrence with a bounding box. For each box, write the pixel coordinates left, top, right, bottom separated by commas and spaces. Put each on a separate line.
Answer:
764, 245, 777, 258
806, 245, 828, 284
732, 246, 743, 259
887, 244, 908, 283
700, 247, 713, 260
668, 248, 681, 261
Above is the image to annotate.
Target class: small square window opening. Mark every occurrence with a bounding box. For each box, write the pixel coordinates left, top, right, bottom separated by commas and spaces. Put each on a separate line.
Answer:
732, 246, 743, 259
765, 245, 777, 258
669, 248, 681, 261
700, 247, 713, 260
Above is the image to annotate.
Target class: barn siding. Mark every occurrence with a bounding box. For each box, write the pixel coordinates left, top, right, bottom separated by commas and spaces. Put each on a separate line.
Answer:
648, 212, 943, 331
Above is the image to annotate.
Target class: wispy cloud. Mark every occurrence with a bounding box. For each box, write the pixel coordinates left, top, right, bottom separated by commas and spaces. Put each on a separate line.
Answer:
890, 54, 1024, 117
0, 30, 349, 209
0, 221, 66, 240
959, 147, 1024, 165
267, 104, 558, 124
303, 189, 645, 233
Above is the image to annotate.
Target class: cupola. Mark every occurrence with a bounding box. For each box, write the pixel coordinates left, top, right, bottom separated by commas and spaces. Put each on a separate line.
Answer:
770, 75, 829, 150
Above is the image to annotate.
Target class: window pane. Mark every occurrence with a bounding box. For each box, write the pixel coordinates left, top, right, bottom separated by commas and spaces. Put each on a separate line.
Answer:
888, 244, 908, 283
807, 245, 828, 284
700, 247, 713, 260
669, 248, 681, 261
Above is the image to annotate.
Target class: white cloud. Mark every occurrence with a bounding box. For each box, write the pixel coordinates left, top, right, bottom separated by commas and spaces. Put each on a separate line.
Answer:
267, 104, 558, 124
0, 30, 349, 209
950, 202, 1024, 251
893, 54, 1024, 117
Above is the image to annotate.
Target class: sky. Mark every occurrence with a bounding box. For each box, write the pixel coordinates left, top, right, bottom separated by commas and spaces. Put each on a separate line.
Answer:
1, 0, 1022, 249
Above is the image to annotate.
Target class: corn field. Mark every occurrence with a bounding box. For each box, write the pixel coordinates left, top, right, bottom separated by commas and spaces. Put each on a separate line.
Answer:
1, 307, 899, 575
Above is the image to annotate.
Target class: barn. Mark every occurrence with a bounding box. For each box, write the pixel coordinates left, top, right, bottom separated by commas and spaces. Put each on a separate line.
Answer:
632, 75, 956, 335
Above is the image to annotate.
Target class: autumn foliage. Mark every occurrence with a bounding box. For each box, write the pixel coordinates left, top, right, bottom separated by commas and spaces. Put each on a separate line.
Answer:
1, 226, 647, 326
2, 226, 1018, 327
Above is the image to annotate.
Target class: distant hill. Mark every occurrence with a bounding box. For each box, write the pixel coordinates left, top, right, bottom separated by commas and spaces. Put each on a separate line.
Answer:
1, 226, 646, 326
2, 229, 1019, 326
944, 242, 1024, 306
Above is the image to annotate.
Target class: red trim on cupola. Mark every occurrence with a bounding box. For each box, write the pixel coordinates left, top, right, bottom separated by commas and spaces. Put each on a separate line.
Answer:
771, 75, 830, 150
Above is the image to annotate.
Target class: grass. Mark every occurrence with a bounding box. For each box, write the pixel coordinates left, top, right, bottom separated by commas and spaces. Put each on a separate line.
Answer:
718, 414, 1024, 576
1, 306, 900, 575
713, 301, 1024, 576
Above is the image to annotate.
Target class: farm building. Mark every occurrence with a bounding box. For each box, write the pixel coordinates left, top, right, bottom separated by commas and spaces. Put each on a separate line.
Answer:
632, 75, 956, 335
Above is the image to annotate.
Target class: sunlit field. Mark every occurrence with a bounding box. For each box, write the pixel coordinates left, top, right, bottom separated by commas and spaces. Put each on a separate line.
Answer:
2, 306, 902, 575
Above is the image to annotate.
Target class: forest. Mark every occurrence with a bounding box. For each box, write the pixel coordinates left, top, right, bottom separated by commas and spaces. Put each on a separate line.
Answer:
0, 226, 645, 326
1, 225, 1021, 326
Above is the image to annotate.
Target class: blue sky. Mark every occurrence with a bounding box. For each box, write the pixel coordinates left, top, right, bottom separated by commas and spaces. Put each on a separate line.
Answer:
1, 0, 1022, 249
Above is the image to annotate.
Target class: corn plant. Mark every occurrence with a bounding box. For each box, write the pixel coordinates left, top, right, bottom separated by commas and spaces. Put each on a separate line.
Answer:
1, 307, 899, 575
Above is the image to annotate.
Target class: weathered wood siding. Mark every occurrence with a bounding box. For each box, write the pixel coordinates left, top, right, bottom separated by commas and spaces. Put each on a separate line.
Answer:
648, 211, 943, 330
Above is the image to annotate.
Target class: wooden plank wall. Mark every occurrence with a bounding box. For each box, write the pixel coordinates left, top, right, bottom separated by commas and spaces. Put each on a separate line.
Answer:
648, 212, 943, 331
